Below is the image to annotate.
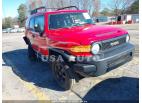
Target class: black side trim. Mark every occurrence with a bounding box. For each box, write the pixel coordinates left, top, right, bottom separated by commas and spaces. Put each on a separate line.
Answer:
23, 36, 30, 45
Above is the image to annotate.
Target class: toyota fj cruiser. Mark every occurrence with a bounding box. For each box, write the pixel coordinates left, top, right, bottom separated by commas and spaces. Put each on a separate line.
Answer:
23, 6, 135, 90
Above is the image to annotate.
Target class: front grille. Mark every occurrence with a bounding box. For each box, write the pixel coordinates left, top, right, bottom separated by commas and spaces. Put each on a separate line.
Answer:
101, 36, 126, 51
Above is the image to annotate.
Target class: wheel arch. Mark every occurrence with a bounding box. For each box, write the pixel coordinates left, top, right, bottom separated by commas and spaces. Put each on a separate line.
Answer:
23, 36, 31, 46
48, 48, 75, 62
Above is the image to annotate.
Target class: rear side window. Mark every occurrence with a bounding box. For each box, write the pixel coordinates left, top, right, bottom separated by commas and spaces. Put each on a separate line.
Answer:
25, 18, 30, 28
29, 17, 35, 30
35, 15, 44, 32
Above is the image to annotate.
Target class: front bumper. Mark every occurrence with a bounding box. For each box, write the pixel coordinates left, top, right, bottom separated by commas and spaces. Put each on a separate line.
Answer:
73, 43, 135, 77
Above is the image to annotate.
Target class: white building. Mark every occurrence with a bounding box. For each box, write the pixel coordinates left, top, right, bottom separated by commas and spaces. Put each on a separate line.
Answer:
120, 14, 139, 23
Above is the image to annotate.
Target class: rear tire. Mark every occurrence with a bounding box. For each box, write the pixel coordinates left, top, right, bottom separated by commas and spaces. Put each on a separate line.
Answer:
28, 45, 37, 61
52, 59, 76, 90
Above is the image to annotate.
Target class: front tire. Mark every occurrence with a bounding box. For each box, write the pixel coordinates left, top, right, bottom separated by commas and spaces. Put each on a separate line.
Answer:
52, 60, 76, 90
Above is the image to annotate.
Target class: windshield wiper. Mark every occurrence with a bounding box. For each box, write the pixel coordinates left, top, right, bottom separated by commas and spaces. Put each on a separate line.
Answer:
71, 23, 82, 26
81, 22, 95, 25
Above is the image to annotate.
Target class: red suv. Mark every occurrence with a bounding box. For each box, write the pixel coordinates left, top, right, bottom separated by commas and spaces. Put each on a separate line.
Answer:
23, 6, 134, 90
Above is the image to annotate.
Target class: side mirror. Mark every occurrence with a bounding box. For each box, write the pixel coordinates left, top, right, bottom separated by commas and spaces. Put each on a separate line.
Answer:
34, 24, 43, 36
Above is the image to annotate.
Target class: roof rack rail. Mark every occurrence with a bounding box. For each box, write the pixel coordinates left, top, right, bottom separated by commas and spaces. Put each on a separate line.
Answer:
57, 6, 79, 10
30, 6, 79, 15
30, 6, 55, 15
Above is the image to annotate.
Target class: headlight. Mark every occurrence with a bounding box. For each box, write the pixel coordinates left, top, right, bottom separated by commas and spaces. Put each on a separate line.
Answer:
126, 35, 130, 42
91, 43, 100, 54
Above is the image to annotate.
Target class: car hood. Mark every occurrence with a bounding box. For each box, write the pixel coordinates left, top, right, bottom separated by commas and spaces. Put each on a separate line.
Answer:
48, 24, 128, 45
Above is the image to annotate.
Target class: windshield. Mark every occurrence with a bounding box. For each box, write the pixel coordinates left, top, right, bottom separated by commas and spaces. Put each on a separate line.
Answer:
49, 12, 95, 29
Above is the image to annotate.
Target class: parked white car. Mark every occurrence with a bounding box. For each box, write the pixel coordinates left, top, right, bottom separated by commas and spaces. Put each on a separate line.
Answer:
6, 28, 12, 33
2, 29, 7, 33
10, 29, 18, 33
18, 28, 25, 32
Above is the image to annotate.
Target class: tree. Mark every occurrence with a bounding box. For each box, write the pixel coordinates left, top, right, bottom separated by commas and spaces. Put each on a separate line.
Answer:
93, 0, 101, 16
100, 8, 112, 16
109, 0, 136, 16
17, 4, 27, 27
2, 17, 13, 29
126, 0, 139, 14
26, 0, 101, 16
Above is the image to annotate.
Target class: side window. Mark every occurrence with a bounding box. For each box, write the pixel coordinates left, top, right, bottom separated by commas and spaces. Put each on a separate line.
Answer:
29, 17, 35, 30
35, 15, 44, 32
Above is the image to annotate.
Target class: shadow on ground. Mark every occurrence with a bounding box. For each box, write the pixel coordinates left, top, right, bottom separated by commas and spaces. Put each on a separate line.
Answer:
2, 49, 139, 102
83, 77, 139, 103
2, 49, 64, 91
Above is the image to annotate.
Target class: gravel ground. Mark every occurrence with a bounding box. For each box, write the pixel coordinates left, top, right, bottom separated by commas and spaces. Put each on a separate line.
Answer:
2, 24, 139, 102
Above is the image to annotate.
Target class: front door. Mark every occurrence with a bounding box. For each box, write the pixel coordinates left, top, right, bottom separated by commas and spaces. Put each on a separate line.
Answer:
33, 15, 48, 56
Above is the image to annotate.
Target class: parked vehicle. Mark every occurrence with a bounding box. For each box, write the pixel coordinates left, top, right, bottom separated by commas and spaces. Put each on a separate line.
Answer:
23, 6, 135, 90
18, 28, 25, 33
10, 28, 18, 33
2, 29, 7, 33
4, 28, 12, 33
